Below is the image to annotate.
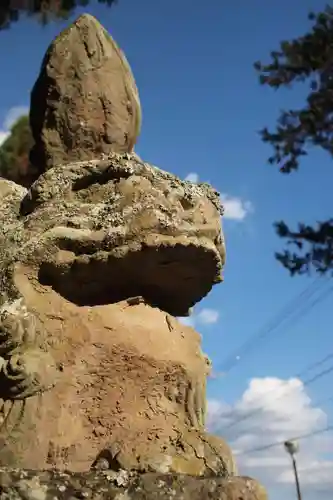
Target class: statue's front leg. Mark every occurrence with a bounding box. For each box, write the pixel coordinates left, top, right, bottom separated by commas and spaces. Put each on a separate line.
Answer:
0, 348, 58, 400
0, 298, 58, 400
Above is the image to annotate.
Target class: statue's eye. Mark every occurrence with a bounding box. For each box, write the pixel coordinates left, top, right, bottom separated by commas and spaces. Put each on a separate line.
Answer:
71, 168, 131, 193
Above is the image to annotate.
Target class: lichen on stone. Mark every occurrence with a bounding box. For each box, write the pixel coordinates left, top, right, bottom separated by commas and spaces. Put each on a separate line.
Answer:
0, 13, 267, 500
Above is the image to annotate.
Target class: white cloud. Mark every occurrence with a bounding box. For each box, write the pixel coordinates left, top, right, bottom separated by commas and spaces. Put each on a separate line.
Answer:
183, 172, 253, 221
178, 307, 220, 328
184, 172, 199, 183
221, 194, 254, 221
0, 105, 29, 147
197, 308, 220, 324
206, 377, 333, 500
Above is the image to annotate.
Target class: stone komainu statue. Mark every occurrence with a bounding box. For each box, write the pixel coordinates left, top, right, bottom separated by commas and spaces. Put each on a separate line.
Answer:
0, 13, 267, 500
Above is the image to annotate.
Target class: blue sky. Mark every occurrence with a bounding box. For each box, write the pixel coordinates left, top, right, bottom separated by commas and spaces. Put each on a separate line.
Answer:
0, 0, 333, 498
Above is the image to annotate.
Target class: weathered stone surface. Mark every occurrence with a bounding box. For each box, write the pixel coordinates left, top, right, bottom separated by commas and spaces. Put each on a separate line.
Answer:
29, 13, 141, 173
0, 469, 268, 500
0, 13, 268, 499
18, 153, 226, 317
0, 161, 229, 473
0, 289, 233, 474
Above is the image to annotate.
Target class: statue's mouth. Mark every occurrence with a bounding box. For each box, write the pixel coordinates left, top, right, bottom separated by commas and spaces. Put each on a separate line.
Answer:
36, 227, 222, 317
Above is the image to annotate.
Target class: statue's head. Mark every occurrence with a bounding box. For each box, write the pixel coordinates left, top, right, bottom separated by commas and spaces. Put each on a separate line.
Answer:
1, 153, 225, 318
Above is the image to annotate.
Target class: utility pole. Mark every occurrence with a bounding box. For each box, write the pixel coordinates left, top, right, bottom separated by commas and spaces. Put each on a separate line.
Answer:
284, 440, 302, 500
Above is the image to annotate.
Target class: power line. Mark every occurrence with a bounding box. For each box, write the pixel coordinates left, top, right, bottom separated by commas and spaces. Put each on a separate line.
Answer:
297, 351, 333, 379
236, 424, 333, 456
302, 363, 333, 387
207, 277, 333, 447
220, 352, 333, 432
239, 392, 333, 434
212, 276, 330, 378
221, 279, 331, 375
